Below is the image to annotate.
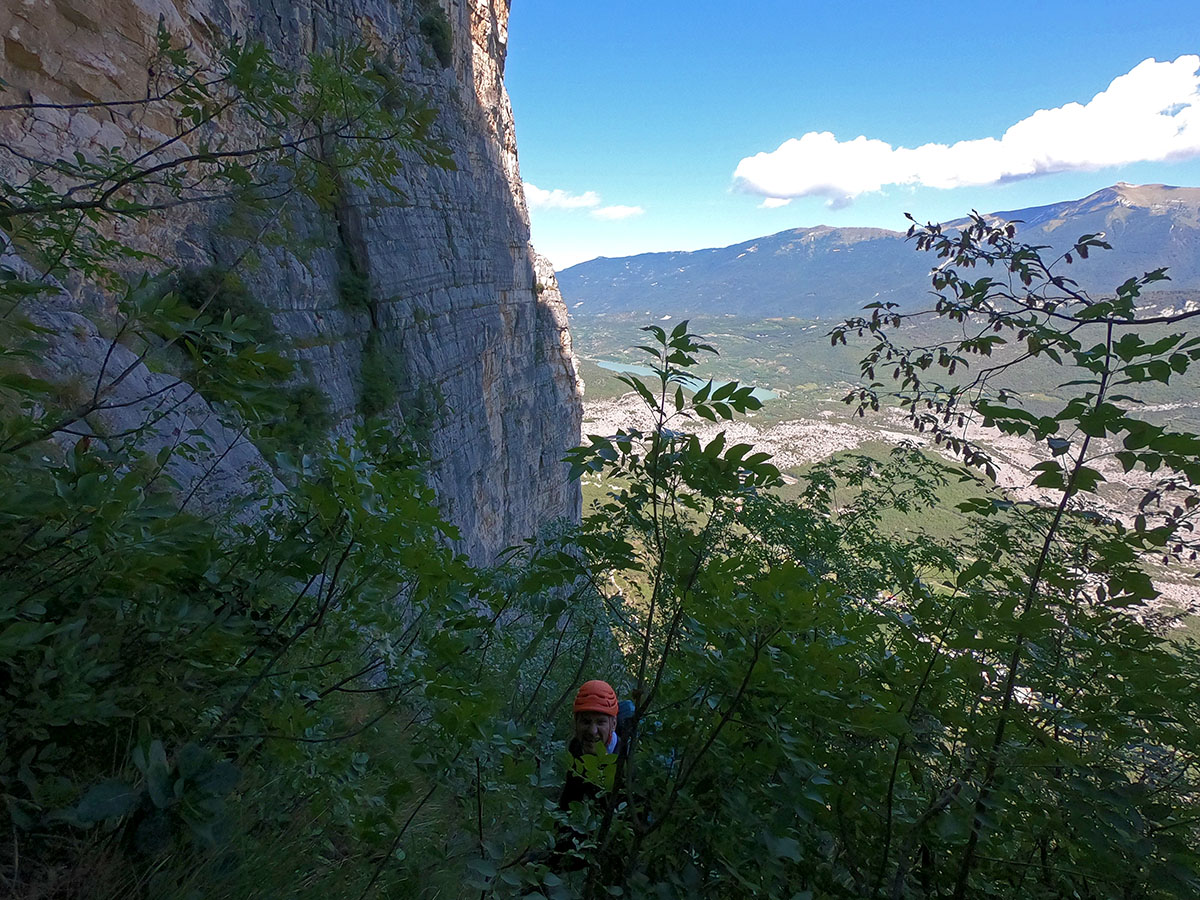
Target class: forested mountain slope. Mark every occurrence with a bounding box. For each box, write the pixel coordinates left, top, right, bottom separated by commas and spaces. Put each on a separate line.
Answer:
559, 183, 1200, 317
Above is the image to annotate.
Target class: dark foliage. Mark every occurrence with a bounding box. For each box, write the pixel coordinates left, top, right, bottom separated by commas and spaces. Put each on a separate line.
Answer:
172, 267, 277, 346
419, 5, 453, 69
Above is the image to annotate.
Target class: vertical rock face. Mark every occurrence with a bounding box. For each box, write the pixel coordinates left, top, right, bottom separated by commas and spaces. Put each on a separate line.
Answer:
0, 0, 582, 560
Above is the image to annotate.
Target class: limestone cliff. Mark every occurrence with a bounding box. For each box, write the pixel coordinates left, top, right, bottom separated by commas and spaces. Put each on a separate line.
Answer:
0, 0, 582, 560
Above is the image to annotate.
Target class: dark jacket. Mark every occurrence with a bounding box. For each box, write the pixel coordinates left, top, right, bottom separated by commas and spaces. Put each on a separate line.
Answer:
558, 735, 624, 811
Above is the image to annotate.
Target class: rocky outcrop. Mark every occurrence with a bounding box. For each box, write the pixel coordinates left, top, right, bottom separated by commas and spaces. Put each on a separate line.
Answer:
0, 0, 582, 560
0, 237, 284, 518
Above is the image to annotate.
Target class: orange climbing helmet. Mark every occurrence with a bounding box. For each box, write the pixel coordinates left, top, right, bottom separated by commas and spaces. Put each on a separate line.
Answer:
573, 680, 619, 717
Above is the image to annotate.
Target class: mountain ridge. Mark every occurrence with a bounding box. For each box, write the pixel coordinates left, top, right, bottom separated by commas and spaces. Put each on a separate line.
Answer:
560, 183, 1200, 318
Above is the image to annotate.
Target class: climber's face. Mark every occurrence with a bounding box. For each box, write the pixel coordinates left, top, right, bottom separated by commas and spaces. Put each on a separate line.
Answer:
574, 711, 616, 750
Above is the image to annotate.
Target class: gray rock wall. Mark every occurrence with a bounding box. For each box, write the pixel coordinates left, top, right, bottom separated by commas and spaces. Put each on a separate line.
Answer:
0, 0, 582, 561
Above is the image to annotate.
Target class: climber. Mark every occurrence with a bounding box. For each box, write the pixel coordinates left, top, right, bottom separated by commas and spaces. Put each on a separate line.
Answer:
539, 680, 634, 877
558, 679, 630, 810
508, 680, 639, 885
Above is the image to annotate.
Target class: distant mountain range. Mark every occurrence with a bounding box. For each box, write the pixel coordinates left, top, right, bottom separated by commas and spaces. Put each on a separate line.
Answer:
558, 184, 1200, 318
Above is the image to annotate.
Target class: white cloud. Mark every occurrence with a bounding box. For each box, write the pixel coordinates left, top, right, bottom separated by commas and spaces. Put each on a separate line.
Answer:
524, 182, 600, 210
591, 205, 645, 220
759, 197, 792, 209
733, 55, 1200, 207
524, 182, 644, 224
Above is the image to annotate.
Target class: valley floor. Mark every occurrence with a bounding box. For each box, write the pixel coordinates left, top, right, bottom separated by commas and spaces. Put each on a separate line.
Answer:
582, 388, 1200, 626
571, 313, 1200, 629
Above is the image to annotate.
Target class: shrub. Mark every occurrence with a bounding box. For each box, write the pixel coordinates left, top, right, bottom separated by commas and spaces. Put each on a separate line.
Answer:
173, 267, 278, 346
359, 332, 401, 417
148, 268, 296, 421
0, 25, 478, 899
419, 4, 453, 68
550, 317, 1200, 898
0, 421, 479, 897
258, 380, 334, 454
338, 264, 372, 312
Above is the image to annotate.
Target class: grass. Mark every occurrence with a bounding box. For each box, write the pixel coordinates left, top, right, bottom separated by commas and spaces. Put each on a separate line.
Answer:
571, 314, 861, 400
572, 311, 1200, 430
1170, 613, 1200, 647
772, 442, 990, 542
581, 442, 991, 551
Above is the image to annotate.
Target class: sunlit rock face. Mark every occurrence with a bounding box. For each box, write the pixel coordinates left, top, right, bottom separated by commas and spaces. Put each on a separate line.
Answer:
0, 0, 583, 561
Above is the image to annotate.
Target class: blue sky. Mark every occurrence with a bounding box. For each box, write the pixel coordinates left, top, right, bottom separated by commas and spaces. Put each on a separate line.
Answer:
505, 1, 1200, 270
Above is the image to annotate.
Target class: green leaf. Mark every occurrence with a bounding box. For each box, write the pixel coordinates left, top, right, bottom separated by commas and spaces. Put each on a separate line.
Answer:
702, 432, 727, 458
176, 743, 208, 779
77, 780, 139, 824
1031, 460, 1064, 489
956, 558, 991, 588
0, 620, 64, 656
764, 832, 802, 862
1071, 465, 1105, 493
143, 740, 172, 809
711, 381, 737, 401
195, 760, 240, 797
